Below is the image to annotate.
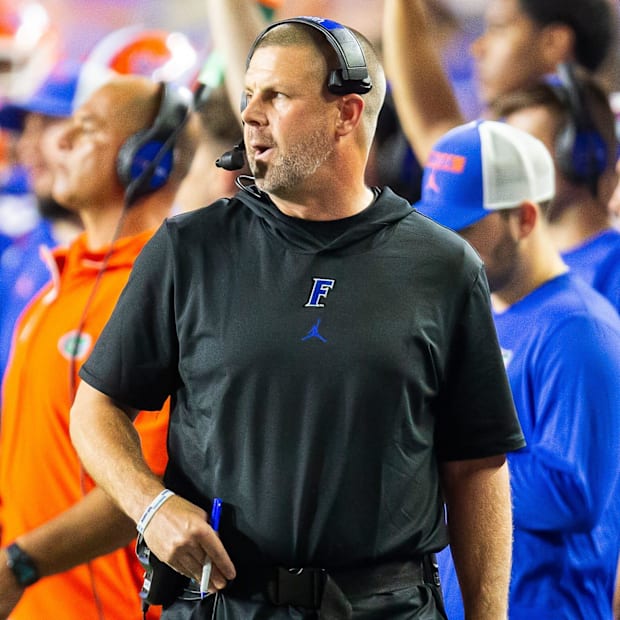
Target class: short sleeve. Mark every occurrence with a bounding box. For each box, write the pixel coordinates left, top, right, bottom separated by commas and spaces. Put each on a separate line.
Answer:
435, 267, 525, 461
79, 224, 178, 411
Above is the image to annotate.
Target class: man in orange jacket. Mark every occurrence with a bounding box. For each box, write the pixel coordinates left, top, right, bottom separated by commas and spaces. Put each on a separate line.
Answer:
0, 74, 197, 619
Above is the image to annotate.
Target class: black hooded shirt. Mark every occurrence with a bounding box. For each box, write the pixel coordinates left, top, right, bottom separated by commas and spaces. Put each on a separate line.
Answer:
81, 185, 524, 570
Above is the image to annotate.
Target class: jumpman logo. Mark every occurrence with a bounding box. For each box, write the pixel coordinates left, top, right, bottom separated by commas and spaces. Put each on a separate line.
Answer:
302, 318, 327, 343
425, 169, 440, 193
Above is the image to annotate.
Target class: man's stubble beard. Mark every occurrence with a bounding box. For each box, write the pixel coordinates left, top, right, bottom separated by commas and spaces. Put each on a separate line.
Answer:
252, 127, 334, 196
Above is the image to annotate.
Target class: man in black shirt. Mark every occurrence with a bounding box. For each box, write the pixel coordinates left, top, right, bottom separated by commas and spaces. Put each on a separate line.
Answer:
70, 17, 525, 620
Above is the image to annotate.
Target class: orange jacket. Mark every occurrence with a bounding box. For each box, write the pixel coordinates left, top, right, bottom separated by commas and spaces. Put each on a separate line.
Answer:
1, 230, 168, 620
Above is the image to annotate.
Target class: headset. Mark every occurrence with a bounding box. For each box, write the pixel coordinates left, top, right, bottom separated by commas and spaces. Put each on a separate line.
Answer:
246, 16, 372, 96
552, 62, 608, 195
216, 16, 373, 171
117, 81, 194, 207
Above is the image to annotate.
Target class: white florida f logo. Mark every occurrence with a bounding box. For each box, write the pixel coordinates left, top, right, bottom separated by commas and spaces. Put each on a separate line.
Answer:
304, 278, 335, 307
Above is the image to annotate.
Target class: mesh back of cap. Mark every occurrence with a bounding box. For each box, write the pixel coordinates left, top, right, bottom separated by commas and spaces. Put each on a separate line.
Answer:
480, 121, 555, 210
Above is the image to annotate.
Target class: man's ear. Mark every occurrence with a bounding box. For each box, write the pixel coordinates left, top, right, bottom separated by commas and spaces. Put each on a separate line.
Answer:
516, 200, 538, 237
335, 94, 365, 137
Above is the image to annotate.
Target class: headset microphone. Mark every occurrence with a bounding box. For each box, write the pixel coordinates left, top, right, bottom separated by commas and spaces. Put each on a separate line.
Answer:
215, 140, 246, 171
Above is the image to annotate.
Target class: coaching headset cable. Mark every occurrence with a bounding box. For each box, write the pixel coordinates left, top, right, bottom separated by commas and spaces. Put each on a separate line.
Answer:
67, 205, 129, 620
65, 81, 192, 620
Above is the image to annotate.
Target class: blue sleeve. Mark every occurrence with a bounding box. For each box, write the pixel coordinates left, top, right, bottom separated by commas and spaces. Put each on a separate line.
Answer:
509, 314, 620, 532
593, 252, 620, 314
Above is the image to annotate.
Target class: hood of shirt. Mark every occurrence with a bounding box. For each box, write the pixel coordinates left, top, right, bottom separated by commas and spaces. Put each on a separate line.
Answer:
234, 184, 414, 254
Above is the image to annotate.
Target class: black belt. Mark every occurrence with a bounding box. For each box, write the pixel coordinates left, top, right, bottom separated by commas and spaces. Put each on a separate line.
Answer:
219, 555, 440, 619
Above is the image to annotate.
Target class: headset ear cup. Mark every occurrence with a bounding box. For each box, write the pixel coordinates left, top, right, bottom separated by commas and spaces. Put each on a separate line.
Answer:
246, 17, 372, 96
552, 62, 609, 188
572, 129, 608, 181
555, 121, 608, 183
117, 131, 146, 189
117, 129, 174, 192
555, 122, 577, 181
117, 132, 176, 212
117, 82, 192, 207
137, 142, 173, 190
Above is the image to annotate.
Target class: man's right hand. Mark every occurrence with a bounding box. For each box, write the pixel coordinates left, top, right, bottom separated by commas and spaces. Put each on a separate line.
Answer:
142, 494, 236, 591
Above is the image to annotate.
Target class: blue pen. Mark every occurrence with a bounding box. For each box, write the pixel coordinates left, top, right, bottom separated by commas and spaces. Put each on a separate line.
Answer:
200, 498, 222, 599
210, 497, 222, 532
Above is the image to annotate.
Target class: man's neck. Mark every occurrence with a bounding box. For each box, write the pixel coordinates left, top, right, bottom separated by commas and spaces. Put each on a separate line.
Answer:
269, 182, 376, 222
80, 197, 171, 251
51, 218, 82, 247
491, 238, 569, 313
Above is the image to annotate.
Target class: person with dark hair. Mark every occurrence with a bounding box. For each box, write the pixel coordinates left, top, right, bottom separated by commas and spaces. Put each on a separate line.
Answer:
0, 75, 197, 620
416, 119, 620, 620
490, 68, 620, 312
382, 0, 618, 164
471, 0, 615, 105
513, 0, 614, 73
70, 17, 525, 620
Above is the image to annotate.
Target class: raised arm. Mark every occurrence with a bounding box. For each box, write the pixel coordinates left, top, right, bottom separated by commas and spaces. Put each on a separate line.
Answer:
382, 0, 464, 162
70, 381, 236, 589
205, 0, 271, 123
440, 454, 513, 620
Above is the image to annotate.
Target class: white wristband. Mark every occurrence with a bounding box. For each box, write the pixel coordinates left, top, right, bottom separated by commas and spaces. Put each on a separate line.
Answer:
136, 489, 176, 535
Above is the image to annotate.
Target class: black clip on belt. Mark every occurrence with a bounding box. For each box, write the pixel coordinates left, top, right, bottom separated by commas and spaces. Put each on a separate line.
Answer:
268, 567, 326, 607
228, 556, 439, 619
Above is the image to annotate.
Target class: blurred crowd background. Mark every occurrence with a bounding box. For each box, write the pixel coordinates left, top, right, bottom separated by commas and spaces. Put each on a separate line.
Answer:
2, 0, 620, 127
3, 0, 619, 199
34, 0, 484, 58
29, 0, 620, 84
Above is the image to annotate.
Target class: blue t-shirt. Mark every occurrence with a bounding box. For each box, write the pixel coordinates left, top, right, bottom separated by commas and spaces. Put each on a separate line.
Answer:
561, 228, 620, 313
0, 219, 57, 384
438, 273, 620, 620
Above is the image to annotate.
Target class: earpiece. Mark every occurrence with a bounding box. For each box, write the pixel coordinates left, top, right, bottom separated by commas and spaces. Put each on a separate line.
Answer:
215, 17, 373, 172
117, 82, 193, 207
553, 62, 608, 194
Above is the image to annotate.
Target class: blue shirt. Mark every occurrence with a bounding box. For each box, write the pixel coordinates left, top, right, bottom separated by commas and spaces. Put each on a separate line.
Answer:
0, 219, 58, 384
438, 273, 620, 620
562, 228, 620, 313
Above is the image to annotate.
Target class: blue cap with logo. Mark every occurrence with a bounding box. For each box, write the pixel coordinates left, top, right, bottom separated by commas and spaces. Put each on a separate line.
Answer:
415, 120, 555, 231
0, 60, 80, 132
